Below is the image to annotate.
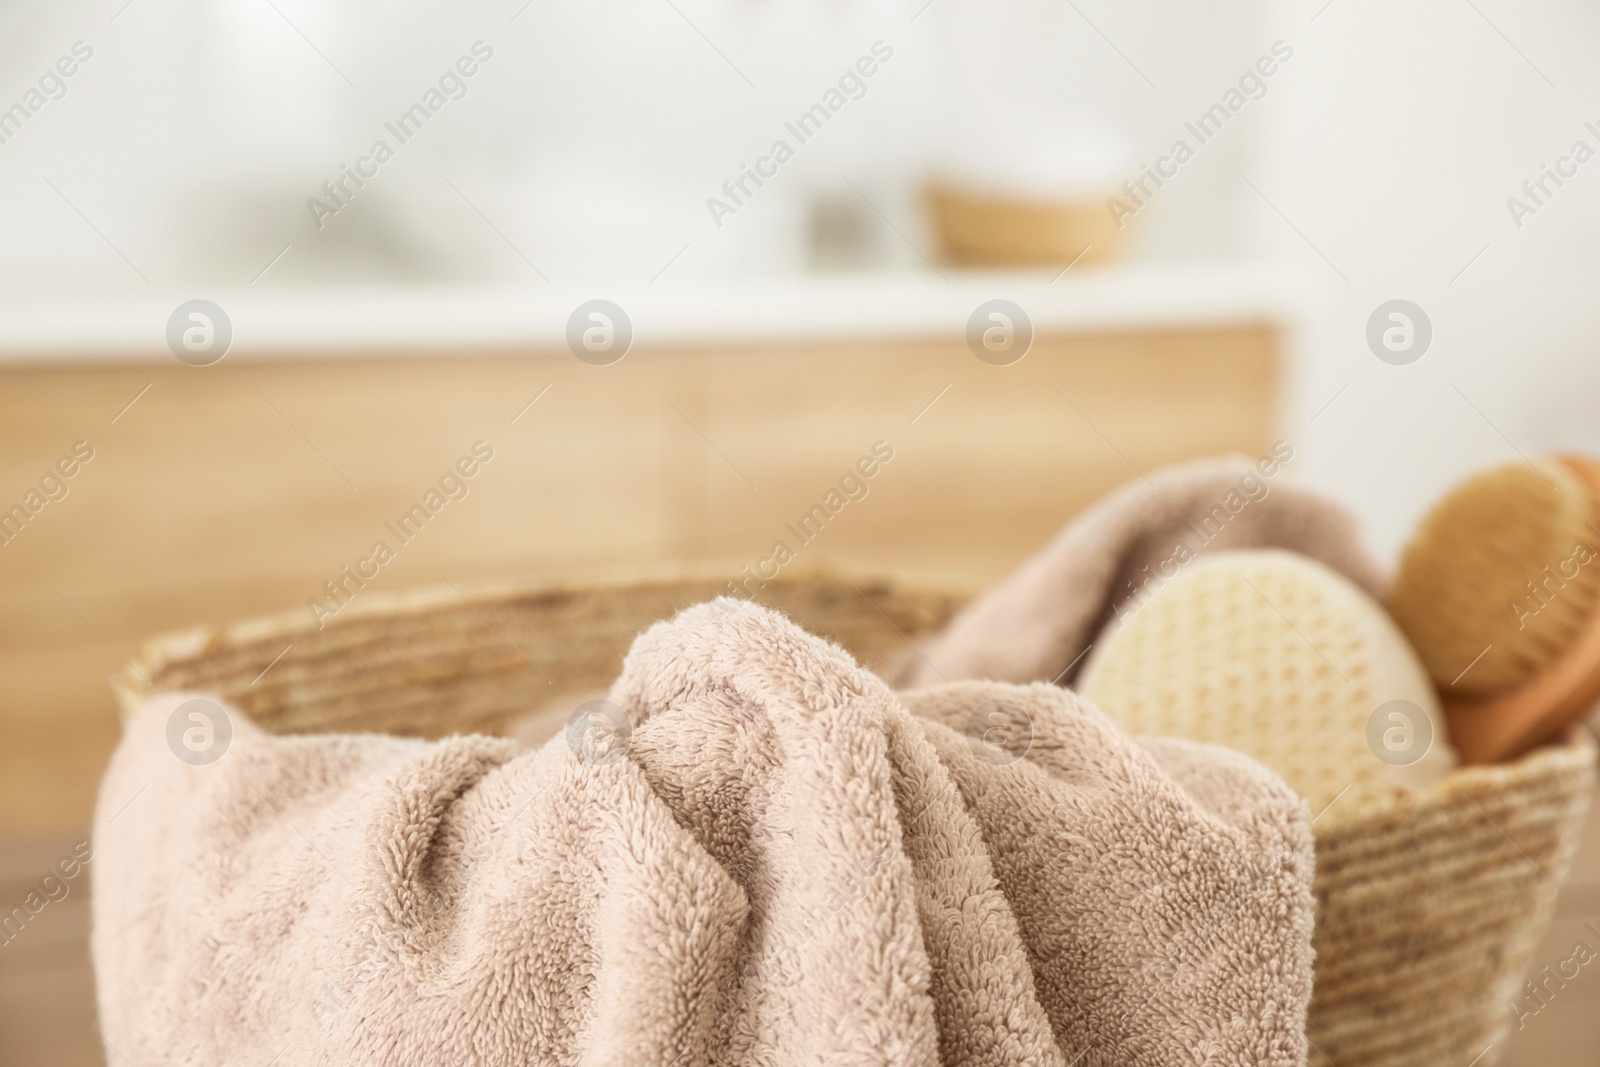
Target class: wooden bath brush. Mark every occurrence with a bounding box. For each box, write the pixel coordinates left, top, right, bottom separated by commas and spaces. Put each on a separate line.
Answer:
1388, 455, 1600, 764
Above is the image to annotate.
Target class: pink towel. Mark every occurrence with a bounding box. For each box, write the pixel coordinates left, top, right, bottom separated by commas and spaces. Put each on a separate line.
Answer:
887, 453, 1383, 690
93, 598, 1314, 1066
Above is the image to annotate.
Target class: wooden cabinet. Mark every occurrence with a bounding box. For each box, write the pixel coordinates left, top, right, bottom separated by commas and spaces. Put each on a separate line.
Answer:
0, 285, 1280, 836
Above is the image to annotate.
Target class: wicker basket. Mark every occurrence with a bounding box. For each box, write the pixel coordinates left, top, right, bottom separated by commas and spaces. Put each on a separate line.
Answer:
112, 567, 1595, 1067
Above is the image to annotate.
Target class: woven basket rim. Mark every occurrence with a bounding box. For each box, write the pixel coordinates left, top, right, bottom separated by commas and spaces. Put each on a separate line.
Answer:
109, 561, 969, 713
110, 564, 1599, 818
1314, 726, 1596, 833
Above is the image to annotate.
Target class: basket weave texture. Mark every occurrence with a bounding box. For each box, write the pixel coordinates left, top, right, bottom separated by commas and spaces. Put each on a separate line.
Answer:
112, 568, 1595, 1067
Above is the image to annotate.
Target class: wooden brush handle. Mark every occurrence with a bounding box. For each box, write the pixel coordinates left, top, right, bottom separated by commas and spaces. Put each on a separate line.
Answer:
1444, 455, 1600, 763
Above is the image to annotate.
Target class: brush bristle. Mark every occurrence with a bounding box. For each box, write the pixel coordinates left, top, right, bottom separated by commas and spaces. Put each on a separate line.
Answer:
1389, 460, 1600, 694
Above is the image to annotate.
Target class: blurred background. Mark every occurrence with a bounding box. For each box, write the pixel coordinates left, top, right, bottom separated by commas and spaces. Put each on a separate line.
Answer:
4, 0, 1600, 1061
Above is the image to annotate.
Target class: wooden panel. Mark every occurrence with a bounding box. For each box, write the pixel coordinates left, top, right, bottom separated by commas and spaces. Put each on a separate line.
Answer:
0, 836, 99, 1067
0, 327, 1274, 839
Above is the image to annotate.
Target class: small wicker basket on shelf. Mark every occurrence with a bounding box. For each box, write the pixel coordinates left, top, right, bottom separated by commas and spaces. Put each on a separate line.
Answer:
112, 567, 1595, 1067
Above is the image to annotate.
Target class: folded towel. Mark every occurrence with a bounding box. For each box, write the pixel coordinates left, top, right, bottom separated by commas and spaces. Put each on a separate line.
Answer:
886, 453, 1384, 690
93, 598, 1314, 1067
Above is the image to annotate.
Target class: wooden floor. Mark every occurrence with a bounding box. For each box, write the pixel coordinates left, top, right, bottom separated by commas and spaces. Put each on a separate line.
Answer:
0, 838, 100, 1067
1504, 805, 1600, 1067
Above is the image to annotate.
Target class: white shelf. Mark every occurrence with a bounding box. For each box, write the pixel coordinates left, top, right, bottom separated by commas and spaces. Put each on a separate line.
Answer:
0, 264, 1304, 364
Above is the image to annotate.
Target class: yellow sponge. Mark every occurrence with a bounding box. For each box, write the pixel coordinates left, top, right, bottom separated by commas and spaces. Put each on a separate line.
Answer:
1079, 549, 1454, 810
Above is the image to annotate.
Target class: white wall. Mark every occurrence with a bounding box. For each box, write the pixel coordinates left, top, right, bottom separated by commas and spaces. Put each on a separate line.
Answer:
4, 0, 1598, 557
0, 0, 1264, 284
1250, 0, 1600, 554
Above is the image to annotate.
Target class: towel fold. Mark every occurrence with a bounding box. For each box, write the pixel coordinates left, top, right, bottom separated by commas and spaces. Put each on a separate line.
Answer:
887, 453, 1384, 690
93, 597, 1314, 1067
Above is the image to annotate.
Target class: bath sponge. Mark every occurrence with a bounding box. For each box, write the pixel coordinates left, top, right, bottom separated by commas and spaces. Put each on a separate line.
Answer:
1079, 549, 1454, 810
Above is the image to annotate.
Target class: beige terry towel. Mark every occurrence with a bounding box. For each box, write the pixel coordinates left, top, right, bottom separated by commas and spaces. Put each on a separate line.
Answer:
888, 453, 1384, 690
93, 598, 1313, 1067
